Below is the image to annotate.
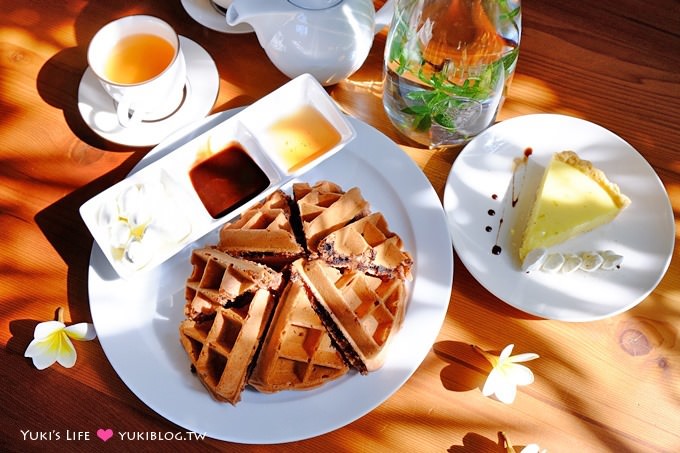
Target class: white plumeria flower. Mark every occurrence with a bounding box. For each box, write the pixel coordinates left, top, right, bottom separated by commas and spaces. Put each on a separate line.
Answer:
475, 344, 539, 404
24, 308, 96, 370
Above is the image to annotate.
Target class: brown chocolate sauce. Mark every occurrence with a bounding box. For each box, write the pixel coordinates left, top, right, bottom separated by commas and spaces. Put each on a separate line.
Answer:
189, 142, 270, 219
492, 218, 504, 255
485, 147, 533, 256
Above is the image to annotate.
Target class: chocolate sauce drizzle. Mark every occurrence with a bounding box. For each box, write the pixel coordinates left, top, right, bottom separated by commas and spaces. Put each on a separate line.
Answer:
485, 147, 533, 256
511, 147, 532, 208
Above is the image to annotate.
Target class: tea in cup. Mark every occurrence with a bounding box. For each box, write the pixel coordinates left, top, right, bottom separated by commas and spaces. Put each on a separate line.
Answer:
87, 15, 187, 128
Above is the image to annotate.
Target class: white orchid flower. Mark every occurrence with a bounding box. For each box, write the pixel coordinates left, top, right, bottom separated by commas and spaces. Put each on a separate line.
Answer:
474, 344, 539, 404
24, 308, 96, 370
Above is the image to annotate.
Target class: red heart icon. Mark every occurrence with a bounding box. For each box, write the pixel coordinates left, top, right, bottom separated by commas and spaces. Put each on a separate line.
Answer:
97, 428, 113, 442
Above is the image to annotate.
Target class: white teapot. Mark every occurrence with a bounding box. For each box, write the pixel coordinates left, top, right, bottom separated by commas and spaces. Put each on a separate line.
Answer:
226, 0, 394, 86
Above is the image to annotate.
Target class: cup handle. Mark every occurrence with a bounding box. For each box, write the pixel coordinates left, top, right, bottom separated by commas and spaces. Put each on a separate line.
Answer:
116, 96, 144, 128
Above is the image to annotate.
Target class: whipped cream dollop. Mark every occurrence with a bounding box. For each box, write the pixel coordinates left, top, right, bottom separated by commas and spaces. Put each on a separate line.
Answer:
98, 180, 191, 270
522, 248, 623, 274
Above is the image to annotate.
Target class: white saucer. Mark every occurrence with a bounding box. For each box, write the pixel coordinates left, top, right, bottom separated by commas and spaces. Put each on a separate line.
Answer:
78, 36, 219, 147
181, 0, 253, 34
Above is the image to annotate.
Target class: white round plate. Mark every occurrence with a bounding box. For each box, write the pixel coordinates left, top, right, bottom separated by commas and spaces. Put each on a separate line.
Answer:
181, 0, 253, 33
444, 114, 674, 322
88, 112, 454, 443
78, 37, 219, 147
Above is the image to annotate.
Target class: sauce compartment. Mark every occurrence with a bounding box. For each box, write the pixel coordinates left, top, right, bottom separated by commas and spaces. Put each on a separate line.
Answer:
190, 142, 270, 219
238, 73, 355, 177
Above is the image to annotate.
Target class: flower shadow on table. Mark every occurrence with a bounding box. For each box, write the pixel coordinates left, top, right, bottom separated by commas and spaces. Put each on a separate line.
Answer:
6, 319, 40, 361
432, 340, 492, 393
448, 431, 532, 453
448, 432, 500, 453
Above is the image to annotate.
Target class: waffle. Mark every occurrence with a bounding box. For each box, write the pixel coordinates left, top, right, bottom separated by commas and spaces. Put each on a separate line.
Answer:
179, 289, 275, 404
218, 190, 304, 269
291, 258, 407, 373
184, 248, 283, 321
316, 212, 414, 280
179, 180, 414, 403
293, 181, 370, 252
249, 279, 348, 393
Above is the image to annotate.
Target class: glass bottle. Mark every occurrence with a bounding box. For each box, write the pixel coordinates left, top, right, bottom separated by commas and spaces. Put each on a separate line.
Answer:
382, 0, 521, 147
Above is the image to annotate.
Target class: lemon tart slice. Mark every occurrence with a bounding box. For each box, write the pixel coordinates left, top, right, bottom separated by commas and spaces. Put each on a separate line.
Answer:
519, 151, 631, 262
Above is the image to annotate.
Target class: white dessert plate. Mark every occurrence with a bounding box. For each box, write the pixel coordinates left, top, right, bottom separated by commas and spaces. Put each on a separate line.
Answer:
88, 112, 454, 443
78, 36, 218, 147
444, 113, 674, 322
180, 0, 253, 33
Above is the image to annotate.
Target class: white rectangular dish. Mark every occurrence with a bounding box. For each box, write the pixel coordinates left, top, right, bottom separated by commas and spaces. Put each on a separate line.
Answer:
80, 74, 355, 279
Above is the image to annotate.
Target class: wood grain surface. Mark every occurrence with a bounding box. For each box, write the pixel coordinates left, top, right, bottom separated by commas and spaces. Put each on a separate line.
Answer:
1, 1, 678, 451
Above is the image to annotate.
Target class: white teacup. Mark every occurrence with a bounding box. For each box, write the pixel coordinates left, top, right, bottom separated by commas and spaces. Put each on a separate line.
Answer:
87, 15, 187, 128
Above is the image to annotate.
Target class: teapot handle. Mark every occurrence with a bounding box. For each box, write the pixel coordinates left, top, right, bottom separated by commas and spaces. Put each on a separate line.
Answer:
374, 0, 395, 33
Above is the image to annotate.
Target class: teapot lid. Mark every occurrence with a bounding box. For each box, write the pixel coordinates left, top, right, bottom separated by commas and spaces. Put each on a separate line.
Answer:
289, 0, 342, 10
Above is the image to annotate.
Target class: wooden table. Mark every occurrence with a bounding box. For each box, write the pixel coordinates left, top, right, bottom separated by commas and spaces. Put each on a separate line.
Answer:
1, 1, 678, 451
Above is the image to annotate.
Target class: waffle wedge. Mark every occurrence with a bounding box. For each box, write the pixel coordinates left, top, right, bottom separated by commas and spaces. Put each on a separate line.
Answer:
249, 279, 348, 393
184, 247, 283, 321
218, 190, 304, 269
179, 289, 275, 404
293, 181, 370, 252
292, 258, 407, 374
317, 212, 413, 280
